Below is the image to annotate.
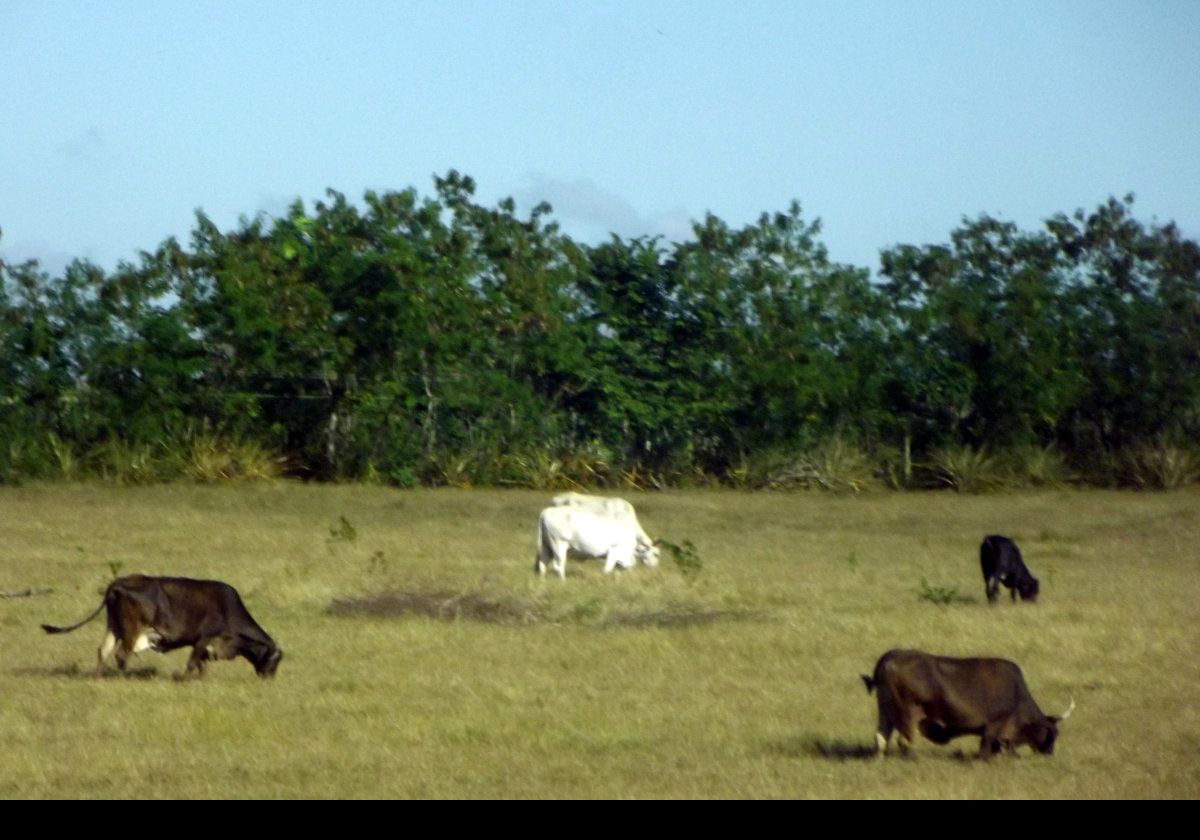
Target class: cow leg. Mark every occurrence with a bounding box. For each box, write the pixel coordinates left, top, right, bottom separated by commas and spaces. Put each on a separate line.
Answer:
978, 722, 1008, 760
113, 641, 131, 673
874, 706, 900, 756
874, 725, 893, 756
96, 631, 118, 675
554, 546, 568, 579
985, 577, 1000, 603
185, 641, 211, 678
892, 706, 920, 754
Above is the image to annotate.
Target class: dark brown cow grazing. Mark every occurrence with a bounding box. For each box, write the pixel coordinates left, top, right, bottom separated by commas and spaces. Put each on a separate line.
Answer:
42, 575, 282, 678
861, 649, 1072, 759
980, 534, 1039, 603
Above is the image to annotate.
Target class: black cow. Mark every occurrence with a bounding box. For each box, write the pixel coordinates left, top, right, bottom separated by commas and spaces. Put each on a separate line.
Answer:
42, 575, 282, 678
980, 534, 1039, 603
861, 649, 1072, 759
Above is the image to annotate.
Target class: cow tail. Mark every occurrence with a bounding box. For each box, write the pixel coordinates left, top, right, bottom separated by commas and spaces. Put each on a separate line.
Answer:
41, 594, 108, 635
861, 674, 876, 694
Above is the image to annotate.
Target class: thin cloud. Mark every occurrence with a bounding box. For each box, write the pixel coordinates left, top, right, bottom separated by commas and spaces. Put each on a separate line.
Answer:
56, 125, 105, 161
518, 174, 696, 245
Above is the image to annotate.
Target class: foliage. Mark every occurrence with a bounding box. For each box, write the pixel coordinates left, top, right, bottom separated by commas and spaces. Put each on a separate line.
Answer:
916, 578, 974, 606
3, 182, 1198, 489
659, 538, 704, 580
1119, 438, 1200, 489
927, 445, 1006, 493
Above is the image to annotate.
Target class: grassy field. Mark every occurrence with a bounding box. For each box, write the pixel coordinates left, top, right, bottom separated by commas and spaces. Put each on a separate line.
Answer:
1, 483, 1197, 798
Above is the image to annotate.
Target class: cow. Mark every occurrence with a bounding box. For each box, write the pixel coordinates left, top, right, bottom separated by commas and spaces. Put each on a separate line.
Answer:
42, 575, 283, 678
980, 534, 1039, 603
536, 505, 661, 578
861, 649, 1072, 759
550, 491, 657, 556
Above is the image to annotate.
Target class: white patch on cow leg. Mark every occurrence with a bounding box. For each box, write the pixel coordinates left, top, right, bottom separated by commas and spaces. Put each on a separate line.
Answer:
97, 631, 117, 669
875, 732, 888, 755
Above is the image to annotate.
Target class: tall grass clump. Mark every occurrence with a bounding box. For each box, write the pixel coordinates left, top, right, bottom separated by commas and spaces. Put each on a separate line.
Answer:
998, 444, 1072, 489
1119, 438, 1200, 489
0, 434, 50, 484
46, 433, 81, 481
927, 445, 1006, 493
183, 431, 280, 483
88, 439, 164, 485
738, 437, 876, 492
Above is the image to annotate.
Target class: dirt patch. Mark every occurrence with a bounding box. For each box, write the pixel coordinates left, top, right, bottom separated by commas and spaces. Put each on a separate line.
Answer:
329, 590, 540, 624
329, 588, 767, 628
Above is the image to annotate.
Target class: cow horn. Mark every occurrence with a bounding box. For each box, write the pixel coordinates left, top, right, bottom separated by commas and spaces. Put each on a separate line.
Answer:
1060, 695, 1075, 720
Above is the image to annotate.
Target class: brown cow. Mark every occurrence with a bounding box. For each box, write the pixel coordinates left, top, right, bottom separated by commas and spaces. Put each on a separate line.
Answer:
42, 575, 282, 678
861, 649, 1072, 759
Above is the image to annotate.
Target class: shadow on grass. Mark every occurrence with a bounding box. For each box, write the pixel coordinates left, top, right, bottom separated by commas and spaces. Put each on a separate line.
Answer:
768, 735, 978, 762
329, 590, 541, 624
766, 735, 880, 761
15, 663, 161, 680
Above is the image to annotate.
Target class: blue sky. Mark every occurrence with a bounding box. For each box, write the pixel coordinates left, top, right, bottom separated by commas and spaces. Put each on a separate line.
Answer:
3, 1, 1198, 277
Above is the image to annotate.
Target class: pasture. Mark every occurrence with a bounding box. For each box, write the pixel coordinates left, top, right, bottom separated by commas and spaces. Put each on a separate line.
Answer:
2, 483, 1197, 798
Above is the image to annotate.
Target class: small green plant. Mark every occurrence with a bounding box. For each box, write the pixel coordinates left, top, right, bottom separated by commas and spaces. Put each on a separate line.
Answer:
660, 538, 703, 580
329, 515, 358, 544
568, 596, 605, 623
846, 551, 860, 571
368, 550, 388, 574
916, 578, 973, 606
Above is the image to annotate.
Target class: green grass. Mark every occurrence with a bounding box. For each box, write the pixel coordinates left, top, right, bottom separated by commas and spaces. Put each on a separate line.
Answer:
2, 483, 1198, 798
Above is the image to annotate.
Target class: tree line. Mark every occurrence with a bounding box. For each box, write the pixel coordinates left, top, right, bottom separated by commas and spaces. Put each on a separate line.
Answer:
2, 172, 1198, 489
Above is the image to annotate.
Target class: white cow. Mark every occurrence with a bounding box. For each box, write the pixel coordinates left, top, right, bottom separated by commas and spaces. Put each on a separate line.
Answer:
536, 505, 661, 578
550, 492, 657, 557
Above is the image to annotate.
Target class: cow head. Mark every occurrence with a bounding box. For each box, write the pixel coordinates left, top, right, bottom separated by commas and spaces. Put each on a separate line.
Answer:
1022, 717, 1060, 754
637, 539, 661, 568
242, 636, 283, 678
1023, 697, 1072, 754
1018, 576, 1040, 602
